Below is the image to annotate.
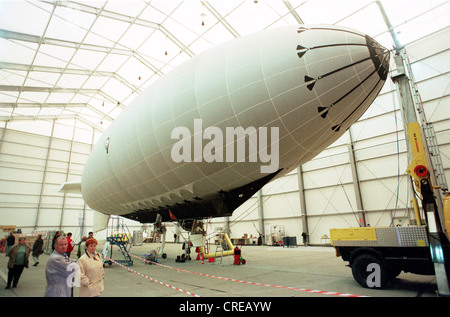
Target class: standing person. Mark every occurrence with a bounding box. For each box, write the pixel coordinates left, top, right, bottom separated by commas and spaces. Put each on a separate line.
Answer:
6, 237, 31, 289
302, 232, 308, 247
44, 236, 79, 297
77, 236, 87, 258
5, 232, 15, 256
66, 232, 74, 258
78, 238, 104, 297
32, 234, 44, 266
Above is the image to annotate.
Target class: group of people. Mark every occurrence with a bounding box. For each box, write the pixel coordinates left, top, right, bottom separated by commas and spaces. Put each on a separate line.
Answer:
4, 231, 105, 297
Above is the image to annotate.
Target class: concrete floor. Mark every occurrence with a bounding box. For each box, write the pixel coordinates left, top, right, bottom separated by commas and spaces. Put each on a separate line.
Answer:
0, 242, 439, 299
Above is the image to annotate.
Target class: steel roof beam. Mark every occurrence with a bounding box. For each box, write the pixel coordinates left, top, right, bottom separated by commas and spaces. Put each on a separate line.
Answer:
0, 102, 88, 108
0, 62, 142, 93
0, 114, 105, 132
283, 1, 304, 24
42, 0, 195, 57
203, 1, 240, 38
0, 85, 100, 94
0, 29, 134, 56
0, 28, 160, 77
0, 85, 124, 109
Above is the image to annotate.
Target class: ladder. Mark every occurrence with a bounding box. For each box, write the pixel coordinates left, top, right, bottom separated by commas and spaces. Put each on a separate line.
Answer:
104, 217, 133, 266
213, 233, 224, 264
213, 231, 233, 265
404, 52, 448, 193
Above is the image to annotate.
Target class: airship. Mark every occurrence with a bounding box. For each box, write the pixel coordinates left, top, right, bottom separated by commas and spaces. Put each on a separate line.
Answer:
61, 24, 389, 231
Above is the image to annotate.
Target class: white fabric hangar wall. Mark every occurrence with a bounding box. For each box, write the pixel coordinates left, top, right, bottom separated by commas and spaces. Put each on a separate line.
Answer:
0, 27, 449, 246
0, 119, 144, 242
215, 26, 450, 245
0, 121, 90, 240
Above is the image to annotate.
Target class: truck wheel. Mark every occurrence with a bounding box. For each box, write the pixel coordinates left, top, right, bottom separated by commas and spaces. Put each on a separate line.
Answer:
351, 254, 391, 289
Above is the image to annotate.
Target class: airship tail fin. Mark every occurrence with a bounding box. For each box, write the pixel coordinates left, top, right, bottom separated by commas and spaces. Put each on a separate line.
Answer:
93, 211, 110, 232
58, 181, 82, 194
58, 181, 109, 232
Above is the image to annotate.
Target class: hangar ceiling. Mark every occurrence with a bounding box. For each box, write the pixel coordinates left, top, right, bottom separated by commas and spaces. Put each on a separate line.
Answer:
0, 0, 449, 138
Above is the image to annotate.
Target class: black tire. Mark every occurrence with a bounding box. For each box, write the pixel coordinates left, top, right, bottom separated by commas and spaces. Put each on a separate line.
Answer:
351, 253, 392, 289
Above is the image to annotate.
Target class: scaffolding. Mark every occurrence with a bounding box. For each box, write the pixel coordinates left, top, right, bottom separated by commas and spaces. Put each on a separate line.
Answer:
103, 217, 133, 266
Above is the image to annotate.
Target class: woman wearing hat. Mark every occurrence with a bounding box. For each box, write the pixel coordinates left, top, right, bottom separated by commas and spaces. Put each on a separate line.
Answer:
78, 238, 105, 297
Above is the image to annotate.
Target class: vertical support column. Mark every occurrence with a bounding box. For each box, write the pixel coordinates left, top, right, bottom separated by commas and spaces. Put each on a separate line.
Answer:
257, 190, 265, 244
348, 130, 366, 227
59, 119, 77, 230
34, 119, 56, 231
175, 222, 180, 243
297, 166, 309, 240
0, 121, 8, 155
224, 216, 230, 237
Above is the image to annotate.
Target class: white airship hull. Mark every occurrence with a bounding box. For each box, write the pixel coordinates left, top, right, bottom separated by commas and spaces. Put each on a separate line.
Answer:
80, 25, 389, 223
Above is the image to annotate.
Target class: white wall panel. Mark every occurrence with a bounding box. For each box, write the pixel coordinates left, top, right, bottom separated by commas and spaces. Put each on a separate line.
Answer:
0, 180, 42, 195
0, 193, 39, 206
304, 148, 349, 171
417, 76, 450, 102
46, 159, 69, 173
37, 209, 62, 227
1, 141, 48, 160
303, 164, 353, 189
405, 28, 450, 61
40, 195, 64, 207
263, 173, 298, 195
229, 196, 258, 222
3, 128, 50, 147
263, 192, 300, 219
305, 184, 357, 215
354, 134, 407, 160
1, 153, 45, 170
0, 166, 42, 183
1, 208, 38, 227
351, 113, 400, 141
48, 148, 70, 162
0, 126, 95, 235
228, 220, 260, 242
357, 154, 409, 181
360, 177, 410, 211
425, 95, 450, 122
410, 50, 450, 81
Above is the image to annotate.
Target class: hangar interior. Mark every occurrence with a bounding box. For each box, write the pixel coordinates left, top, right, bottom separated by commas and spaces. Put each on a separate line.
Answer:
0, 1, 449, 257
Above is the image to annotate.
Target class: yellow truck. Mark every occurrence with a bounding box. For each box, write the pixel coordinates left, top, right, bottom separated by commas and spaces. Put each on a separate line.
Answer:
330, 122, 450, 293
331, 225, 435, 288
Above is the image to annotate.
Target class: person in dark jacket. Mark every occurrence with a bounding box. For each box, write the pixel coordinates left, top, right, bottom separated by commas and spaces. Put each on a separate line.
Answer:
51, 231, 61, 251
5, 232, 15, 256
32, 234, 44, 266
6, 237, 31, 289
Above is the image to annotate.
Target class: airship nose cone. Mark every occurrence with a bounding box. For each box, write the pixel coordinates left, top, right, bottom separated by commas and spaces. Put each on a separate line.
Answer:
291, 26, 390, 135
366, 34, 390, 81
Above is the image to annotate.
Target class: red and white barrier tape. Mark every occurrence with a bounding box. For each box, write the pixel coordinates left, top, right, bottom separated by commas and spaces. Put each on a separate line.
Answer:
105, 256, 201, 297
111, 245, 368, 297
